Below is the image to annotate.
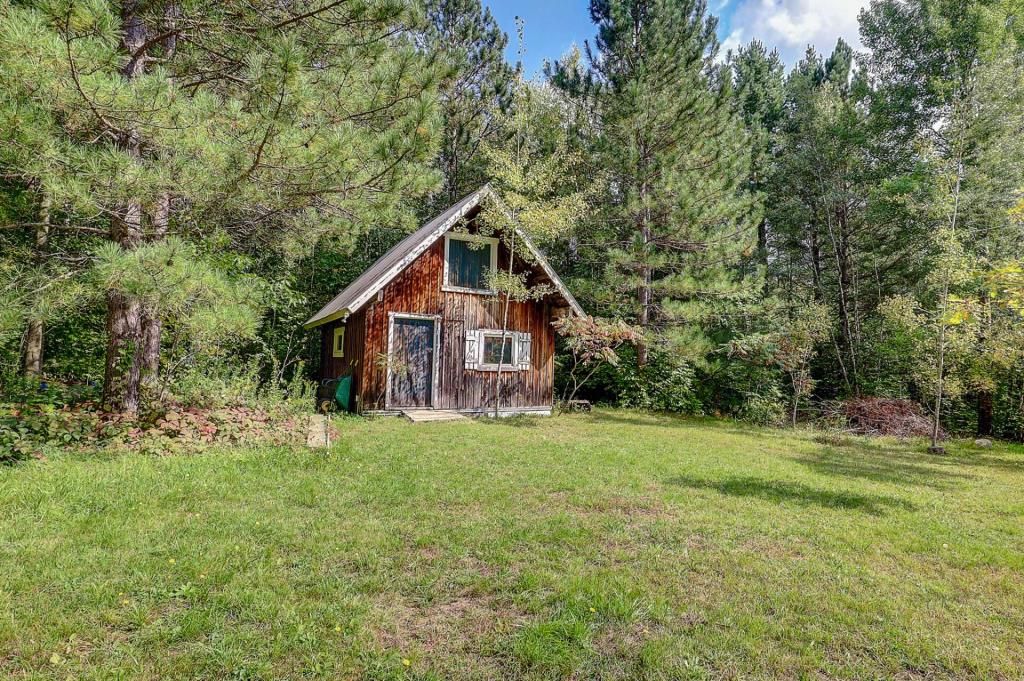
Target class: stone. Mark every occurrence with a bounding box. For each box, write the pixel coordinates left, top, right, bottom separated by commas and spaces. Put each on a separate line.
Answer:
307, 414, 329, 448
974, 438, 993, 448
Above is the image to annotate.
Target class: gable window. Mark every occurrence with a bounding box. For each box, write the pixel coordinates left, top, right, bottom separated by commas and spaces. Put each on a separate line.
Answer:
464, 329, 532, 371
444, 233, 498, 293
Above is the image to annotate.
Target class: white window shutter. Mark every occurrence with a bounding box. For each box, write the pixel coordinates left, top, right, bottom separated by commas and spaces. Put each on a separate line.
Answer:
464, 330, 479, 370
517, 332, 532, 370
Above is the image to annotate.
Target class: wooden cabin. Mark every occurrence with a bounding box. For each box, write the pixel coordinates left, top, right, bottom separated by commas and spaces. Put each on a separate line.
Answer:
305, 186, 584, 416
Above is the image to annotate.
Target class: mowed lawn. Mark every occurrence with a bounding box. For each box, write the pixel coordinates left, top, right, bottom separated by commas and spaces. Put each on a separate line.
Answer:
2, 411, 1023, 680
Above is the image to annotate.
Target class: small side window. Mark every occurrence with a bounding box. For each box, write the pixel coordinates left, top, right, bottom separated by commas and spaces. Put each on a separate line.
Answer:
469, 330, 530, 371
482, 334, 514, 365
332, 327, 345, 358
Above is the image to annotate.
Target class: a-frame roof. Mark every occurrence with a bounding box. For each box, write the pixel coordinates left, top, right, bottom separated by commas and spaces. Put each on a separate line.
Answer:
303, 186, 584, 329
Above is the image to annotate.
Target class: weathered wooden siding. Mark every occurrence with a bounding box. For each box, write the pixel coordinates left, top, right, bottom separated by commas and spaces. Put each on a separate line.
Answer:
322, 235, 556, 412
320, 308, 366, 411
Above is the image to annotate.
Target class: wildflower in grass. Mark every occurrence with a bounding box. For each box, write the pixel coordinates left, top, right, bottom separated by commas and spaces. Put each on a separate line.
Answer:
402, 658, 411, 667
168, 558, 176, 565
49, 652, 61, 665
589, 607, 596, 613
334, 625, 341, 632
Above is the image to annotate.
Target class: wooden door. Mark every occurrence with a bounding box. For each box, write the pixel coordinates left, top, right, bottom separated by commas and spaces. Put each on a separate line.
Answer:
389, 317, 436, 408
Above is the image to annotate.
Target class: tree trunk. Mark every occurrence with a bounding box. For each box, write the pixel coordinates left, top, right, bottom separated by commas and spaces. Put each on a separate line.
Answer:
829, 207, 859, 396
101, 0, 152, 414
22, 193, 51, 376
790, 371, 799, 428
137, 4, 178, 387
23, 321, 44, 377
932, 121, 966, 451
493, 236, 516, 418
808, 221, 823, 301
139, 192, 170, 387
977, 390, 994, 438
102, 204, 144, 413
636, 174, 652, 368
931, 280, 948, 451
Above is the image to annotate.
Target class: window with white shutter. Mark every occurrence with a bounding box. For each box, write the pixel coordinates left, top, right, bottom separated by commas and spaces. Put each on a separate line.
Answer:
482, 333, 514, 365
464, 329, 532, 371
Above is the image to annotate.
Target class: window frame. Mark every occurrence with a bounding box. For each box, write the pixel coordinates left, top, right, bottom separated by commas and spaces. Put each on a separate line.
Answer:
480, 332, 515, 368
467, 329, 531, 372
332, 326, 345, 358
442, 232, 499, 294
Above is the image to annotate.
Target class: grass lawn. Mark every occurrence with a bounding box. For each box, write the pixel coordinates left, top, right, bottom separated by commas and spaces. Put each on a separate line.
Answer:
1, 410, 1023, 680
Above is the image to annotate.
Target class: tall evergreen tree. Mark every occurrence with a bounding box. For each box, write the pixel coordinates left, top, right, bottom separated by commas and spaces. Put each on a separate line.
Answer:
767, 43, 880, 395
0, 0, 443, 413
730, 40, 784, 265
564, 0, 761, 366
421, 0, 514, 210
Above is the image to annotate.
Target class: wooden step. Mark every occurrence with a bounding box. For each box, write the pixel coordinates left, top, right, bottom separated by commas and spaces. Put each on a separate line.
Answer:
402, 410, 469, 423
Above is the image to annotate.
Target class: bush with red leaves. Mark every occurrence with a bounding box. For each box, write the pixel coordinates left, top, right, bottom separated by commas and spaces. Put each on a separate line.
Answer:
2, 402, 306, 461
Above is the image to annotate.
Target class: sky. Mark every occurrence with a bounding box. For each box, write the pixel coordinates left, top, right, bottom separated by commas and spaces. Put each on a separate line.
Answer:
482, 0, 867, 77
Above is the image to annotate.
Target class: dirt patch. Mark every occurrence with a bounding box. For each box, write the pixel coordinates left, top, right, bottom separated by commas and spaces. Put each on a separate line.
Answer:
371, 592, 528, 657
594, 621, 661, 657
414, 545, 441, 562
455, 554, 500, 579
678, 611, 707, 628
739, 536, 806, 561
574, 494, 671, 518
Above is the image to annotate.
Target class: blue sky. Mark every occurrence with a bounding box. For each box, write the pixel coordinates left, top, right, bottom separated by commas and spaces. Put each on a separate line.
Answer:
482, 0, 866, 77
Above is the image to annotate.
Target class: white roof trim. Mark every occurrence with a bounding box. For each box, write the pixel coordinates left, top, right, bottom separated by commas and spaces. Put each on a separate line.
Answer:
343, 188, 487, 317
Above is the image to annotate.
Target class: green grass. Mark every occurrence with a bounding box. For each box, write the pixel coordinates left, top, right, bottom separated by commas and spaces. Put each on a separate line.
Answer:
2, 410, 1023, 680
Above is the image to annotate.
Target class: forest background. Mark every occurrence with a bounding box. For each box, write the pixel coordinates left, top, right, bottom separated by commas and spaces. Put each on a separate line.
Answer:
2, 0, 1023, 454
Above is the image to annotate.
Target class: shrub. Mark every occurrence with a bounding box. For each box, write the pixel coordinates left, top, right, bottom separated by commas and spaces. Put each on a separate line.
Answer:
736, 386, 788, 427
0, 404, 107, 463
605, 349, 702, 414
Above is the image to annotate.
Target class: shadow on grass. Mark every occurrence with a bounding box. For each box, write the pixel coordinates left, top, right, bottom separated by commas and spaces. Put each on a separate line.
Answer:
951, 451, 1024, 473
477, 414, 544, 428
581, 410, 720, 431
580, 410, 807, 444
665, 474, 916, 516
795, 448, 971, 490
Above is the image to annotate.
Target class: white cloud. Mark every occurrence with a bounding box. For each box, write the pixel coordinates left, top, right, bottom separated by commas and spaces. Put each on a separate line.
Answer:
722, 0, 866, 64
720, 28, 744, 56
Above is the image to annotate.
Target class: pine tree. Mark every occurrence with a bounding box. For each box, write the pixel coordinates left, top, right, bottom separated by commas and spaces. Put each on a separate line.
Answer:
767, 42, 880, 395
729, 40, 784, 266
421, 0, 514, 210
0, 0, 443, 412
570, 0, 761, 366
